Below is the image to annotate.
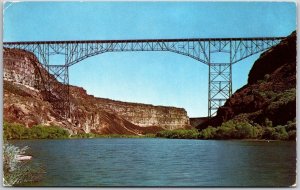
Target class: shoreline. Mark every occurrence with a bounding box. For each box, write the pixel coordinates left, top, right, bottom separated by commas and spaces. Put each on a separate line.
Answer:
8, 136, 293, 142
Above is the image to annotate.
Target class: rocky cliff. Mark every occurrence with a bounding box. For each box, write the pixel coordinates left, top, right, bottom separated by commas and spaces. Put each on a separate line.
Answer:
3, 48, 190, 135
94, 98, 189, 130
201, 31, 296, 128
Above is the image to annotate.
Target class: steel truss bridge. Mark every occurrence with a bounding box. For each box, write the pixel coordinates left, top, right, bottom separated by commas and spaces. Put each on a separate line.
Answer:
3, 37, 285, 118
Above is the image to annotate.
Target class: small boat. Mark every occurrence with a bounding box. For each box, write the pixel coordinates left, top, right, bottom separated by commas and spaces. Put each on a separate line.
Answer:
16, 155, 32, 161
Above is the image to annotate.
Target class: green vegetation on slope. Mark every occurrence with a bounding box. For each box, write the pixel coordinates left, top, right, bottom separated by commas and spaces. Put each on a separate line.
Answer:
3, 122, 69, 140
267, 88, 296, 111
156, 119, 296, 141
4, 119, 296, 141
156, 129, 199, 139
3, 122, 156, 140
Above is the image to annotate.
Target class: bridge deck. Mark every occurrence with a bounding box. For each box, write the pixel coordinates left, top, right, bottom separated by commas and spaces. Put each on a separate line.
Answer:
3, 37, 285, 45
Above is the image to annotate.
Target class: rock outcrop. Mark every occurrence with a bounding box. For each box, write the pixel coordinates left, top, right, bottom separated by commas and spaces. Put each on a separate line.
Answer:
93, 98, 190, 130
199, 31, 296, 129
3, 48, 190, 135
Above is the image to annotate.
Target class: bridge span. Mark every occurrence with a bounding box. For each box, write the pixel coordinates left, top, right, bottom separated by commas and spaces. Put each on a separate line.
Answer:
3, 36, 285, 118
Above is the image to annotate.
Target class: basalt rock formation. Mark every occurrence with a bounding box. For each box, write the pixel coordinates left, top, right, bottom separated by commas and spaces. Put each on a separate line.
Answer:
3, 48, 190, 135
199, 31, 296, 129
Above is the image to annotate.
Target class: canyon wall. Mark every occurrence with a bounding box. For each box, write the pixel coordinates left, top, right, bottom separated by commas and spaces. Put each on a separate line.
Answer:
3, 48, 190, 134
95, 98, 189, 130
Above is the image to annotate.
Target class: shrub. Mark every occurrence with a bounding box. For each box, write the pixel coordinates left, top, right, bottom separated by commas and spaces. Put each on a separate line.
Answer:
234, 122, 254, 139
156, 129, 200, 139
157, 120, 295, 141
274, 125, 289, 140
286, 120, 296, 131
252, 124, 264, 139
264, 118, 273, 128
200, 121, 265, 140
260, 124, 294, 140
262, 127, 276, 139
3, 122, 69, 140
71, 133, 95, 138
207, 121, 258, 140
3, 143, 44, 186
267, 88, 296, 110
3, 122, 29, 140
199, 126, 217, 139
214, 125, 236, 139
31, 125, 69, 139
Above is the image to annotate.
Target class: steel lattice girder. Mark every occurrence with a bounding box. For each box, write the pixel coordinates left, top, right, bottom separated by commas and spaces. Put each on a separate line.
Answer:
4, 37, 283, 66
208, 63, 232, 117
3, 37, 284, 118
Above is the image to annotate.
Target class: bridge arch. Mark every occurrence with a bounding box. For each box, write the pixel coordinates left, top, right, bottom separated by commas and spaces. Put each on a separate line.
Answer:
69, 51, 208, 116
66, 48, 208, 67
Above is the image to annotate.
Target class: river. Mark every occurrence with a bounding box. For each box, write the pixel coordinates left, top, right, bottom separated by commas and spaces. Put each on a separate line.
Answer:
11, 138, 296, 187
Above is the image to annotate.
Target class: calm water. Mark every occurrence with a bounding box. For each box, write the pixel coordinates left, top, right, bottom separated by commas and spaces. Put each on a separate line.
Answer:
11, 138, 296, 187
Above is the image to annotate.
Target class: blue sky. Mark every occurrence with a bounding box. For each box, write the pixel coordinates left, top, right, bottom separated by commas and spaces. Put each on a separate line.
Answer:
3, 2, 296, 117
